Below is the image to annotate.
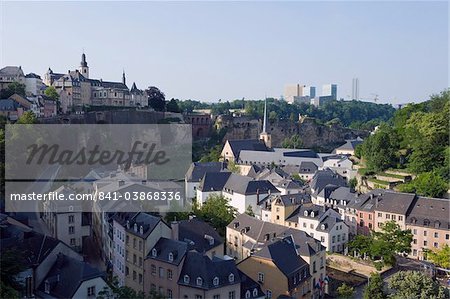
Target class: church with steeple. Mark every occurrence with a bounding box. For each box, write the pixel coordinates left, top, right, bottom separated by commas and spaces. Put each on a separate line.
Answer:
44, 53, 148, 111
259, 98, 272, 148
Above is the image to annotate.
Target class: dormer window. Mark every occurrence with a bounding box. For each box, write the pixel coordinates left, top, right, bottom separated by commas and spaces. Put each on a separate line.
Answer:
321, 224, 326, 230
134, 223, 138, 232
304, 211, 308, 217
253, 288, 258, 297
196, 277, 203, 286
44, 280, 50, 294
168, 252, 174, 262
311, 212, 315, 217
213, 277, 219, 286
245, 290, 251, 298
229, 273, 235, 283
424, 219, 430, 226
152, 248, 157, 257
184, 275, 190, 284
139, 225, 143, 234
434, 221, 441, 228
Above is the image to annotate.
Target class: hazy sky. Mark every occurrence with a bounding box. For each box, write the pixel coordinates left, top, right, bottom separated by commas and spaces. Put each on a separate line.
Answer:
1, 1, 448, 104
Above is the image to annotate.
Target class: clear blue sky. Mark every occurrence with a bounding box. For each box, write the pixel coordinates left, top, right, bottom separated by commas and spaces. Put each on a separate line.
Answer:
1, 1, 448, 104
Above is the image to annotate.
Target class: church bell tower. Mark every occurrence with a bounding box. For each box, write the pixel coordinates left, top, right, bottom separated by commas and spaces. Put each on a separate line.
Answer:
79, 52, 89, 78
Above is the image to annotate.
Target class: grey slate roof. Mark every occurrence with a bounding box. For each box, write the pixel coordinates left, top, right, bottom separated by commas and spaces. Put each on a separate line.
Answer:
272, 193, 311, 207
198, 171, 231, 192
223, 173, 279, 195
0, 66, 24, 76
178, 218, 223, 253
335, 139, 363, 152
227, 139, 269, 159
126, 212, 165, 238
148, 237, 188, 266
310, 169, 346, 194
253, 235, 308, 276
36, 253, 104, 298
407, 197, 450, 229
25, 72, 41, 79
350, 189, 385, 212
375, 191, 416, 215
299, 161, 318, 174
238, 270, 265, 299
283, 150, 318, 158
227, 213, 287, 244
228, 213, 323, 258
252, 235, 310, 290
101, 80, 128, 90
178, 252, 240, 290
185, 162, 228, 182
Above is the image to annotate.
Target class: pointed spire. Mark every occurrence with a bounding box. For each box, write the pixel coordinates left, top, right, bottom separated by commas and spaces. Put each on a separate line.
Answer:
122, 69, 126, 85
80, 52, 87, 67
262, 97, 268, 133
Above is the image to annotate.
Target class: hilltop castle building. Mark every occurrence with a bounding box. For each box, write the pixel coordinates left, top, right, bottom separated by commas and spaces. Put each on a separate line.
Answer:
44, 53, 148, 112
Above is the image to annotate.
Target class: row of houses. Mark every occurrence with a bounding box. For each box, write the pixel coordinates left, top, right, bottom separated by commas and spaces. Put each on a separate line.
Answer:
0, 213, 109, 298
0, 93, 57, 121
1, 53, 149, 114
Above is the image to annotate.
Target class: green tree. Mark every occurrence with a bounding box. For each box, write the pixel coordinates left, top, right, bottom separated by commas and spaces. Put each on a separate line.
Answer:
194, 194, 237, 236
269, 111, 278, 122
227, 160, 240, 173
349, 177, 357, 190
199, 145, 222, 162
282, 134, 303, 149
1, 82, 26, 98
399, 171, 448, 198
17, 111, 37, 124
146, 86, 166, 111
337, 283, 355, 299
44, 86, 59, 101
0, 249, 27, 298
166, 98, 181, 113
245, 205, 255, 217
427, 244, 450, 269
349, 221, 412, 266
361, 125, 399, 172
363, 272, 385, 299
388, 271, 448, 299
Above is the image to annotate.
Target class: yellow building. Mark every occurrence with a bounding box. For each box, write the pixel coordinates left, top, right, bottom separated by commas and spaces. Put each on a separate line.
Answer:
238, 235, 312, 299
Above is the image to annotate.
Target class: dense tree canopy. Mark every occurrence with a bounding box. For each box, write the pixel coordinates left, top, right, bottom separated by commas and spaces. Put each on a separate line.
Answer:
44, 86, 59, 101
175, 97, 395, 130
363, 272, 385, 299
349, 221, 413, 266
426, 244, 450, 269
194, 194, 237, 236
388, 271, 448, 299
166, 98, 181, 113
358, 89, 449, 197
146, 86, 166, 111
281, 134, 303, 149
0, 82, 26, 98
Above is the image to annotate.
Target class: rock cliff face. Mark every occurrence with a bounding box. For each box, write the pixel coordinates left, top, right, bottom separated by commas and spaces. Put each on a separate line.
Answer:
216, 115, 369, 151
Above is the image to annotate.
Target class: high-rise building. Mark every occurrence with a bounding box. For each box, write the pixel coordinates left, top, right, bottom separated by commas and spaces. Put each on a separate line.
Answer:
284, 84, 316, 104
352, 78, 359, 100
322, 84, 337, 100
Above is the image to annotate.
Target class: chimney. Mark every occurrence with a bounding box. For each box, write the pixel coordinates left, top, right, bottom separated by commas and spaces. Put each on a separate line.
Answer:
118, 180, 125, 187
171, 221, 179, 241
256, 189, 260, 204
